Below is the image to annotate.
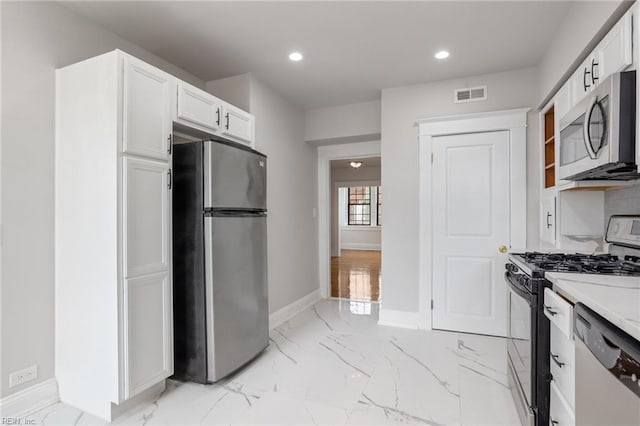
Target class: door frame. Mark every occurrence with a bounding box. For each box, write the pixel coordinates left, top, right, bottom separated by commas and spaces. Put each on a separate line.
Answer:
417, 108, 529, 330
316, 141, 381, 299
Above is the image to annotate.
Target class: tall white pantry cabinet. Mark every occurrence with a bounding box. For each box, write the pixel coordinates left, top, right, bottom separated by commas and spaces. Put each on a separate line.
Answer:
55, 51, 174, 420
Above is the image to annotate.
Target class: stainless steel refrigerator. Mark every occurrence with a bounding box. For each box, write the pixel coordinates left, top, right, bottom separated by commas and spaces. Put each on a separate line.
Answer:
172, 139, 268, 384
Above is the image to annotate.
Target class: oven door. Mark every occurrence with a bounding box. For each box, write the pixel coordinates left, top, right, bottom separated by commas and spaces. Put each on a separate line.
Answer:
505, 271, 535, 426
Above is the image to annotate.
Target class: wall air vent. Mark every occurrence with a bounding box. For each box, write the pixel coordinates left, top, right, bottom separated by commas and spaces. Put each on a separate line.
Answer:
454, 86, 487, 103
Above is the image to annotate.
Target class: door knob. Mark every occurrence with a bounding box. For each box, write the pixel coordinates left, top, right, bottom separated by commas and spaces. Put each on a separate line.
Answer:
498, 245, 508, 253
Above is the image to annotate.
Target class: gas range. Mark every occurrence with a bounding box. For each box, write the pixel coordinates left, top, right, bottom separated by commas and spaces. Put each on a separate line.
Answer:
509, 252, 640, 279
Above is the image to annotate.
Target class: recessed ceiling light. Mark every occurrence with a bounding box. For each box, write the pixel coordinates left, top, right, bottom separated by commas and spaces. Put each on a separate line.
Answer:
435, 50, 450, 60
350, 161, 363, 169
289, 52, 303, 61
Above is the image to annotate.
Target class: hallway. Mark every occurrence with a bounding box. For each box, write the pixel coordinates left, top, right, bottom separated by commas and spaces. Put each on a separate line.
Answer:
331, 250, 381, 301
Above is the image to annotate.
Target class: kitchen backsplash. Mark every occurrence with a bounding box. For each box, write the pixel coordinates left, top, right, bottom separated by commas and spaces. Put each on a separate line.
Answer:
604, 183, 640, 228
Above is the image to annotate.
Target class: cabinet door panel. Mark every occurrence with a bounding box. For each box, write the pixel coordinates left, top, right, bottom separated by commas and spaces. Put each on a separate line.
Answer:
123, 157, 170, 277
221, 104, 255, 146
596, 13, 632, 82
123, 58, 171, 160
177, 83, 221, 131
569, 58, 592, 107
124, 272, 172, 399
540, 194, 556, 246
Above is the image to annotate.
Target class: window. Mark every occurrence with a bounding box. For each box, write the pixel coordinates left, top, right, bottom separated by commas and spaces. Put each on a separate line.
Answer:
348, 187, 371, 225
377, 186, 382, 226
343, 186, 381, 227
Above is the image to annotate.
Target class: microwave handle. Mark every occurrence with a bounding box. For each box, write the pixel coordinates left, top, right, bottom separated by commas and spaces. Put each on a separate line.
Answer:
582, 96, 599, 160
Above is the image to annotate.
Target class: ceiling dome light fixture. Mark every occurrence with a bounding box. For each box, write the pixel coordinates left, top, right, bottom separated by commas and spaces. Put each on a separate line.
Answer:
289, 52, 303, 61
434, 50, 450, 60
350, 161, 363, 169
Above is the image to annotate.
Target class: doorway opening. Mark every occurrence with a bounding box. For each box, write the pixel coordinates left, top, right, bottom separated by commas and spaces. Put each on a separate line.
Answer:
329, 157, 381, 301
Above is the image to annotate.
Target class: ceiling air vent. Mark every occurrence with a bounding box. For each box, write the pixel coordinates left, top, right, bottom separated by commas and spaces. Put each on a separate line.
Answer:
454, 86, 487, 103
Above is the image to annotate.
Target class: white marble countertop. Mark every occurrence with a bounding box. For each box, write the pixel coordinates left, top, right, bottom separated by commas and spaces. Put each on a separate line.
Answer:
545, 272, 640, 342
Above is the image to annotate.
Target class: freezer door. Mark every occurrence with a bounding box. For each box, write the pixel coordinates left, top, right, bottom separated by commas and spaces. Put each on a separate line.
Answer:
203, 140, 266, 210
204, 214, 268, 381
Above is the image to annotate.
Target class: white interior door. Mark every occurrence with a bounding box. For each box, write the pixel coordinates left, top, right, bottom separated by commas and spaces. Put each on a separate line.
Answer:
432, 131, 510, 337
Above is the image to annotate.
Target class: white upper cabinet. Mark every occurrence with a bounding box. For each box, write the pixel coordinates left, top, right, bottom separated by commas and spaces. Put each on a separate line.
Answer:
568, 11, 632, 108
176, 82, 222, 132
541, 193, 556, 246
221, 103, 255, 145
595, 12, 633, 83
123, 57, 172, 160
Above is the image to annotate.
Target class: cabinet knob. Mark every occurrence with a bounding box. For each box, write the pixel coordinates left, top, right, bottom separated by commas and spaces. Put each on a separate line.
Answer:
498, 245, 508, 254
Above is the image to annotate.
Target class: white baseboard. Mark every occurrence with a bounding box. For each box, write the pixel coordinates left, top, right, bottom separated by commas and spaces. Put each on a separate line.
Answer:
340, 243, 381, 251
0, 378, 59, 418
269, 289, 322, 329
378, 308, 421, 329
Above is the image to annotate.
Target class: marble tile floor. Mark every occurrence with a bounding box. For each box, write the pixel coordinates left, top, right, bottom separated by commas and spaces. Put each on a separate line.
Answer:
29, 299, 519, 425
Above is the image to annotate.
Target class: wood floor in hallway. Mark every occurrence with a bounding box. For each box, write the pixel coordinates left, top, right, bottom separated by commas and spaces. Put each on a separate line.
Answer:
330, 249, 381, 301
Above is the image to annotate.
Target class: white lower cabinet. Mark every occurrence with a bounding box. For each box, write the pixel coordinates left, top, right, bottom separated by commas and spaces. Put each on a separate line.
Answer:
56, 50, 173, 421
550, 381, 575, 426
545, 289, 575, 425
124, 272, 173, 399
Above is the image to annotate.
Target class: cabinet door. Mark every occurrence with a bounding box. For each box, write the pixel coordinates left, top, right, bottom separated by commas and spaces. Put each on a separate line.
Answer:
176, 82, 221, 132
569, 57, 593, 107
595, 12, 633, 83
541, 193, 556, 246
549, 381, 575, 426
123, 157, 170, 277
123, 271, 173, 399
123, 57, 171, 160
221, 104, 255, 146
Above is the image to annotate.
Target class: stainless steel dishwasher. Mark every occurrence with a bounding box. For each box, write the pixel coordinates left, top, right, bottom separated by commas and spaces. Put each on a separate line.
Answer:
574, 303, 640, 426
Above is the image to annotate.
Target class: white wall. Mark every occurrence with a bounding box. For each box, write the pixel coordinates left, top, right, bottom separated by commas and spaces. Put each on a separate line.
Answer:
330, 163, 381, 255
0, 1, 204, 398
380, 67, 540, 313
305, 100, 381, 144
205, 73, 252, 112
206, 74, 319, 313
538, 1, 625, 103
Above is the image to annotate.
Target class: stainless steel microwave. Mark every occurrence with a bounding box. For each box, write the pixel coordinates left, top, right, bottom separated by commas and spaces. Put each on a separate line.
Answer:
558, 71, 637, 181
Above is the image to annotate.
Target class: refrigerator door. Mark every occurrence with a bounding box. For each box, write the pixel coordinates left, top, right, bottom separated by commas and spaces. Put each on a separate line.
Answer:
204, 140, 266, 210
204, 213, 269, 381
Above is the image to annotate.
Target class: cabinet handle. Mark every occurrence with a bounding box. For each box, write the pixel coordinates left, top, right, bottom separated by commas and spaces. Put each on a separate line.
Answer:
216, 108, 221, 126
551, 353, 565, 368
167, 134, 172, 155
550, 418, 559, 425
225, 113, 230, 130
167, 169, 172, 189
583, 67, 591, 91
544, 305, 557, 316
546, 212, 553, 229
591, 58, 599, 85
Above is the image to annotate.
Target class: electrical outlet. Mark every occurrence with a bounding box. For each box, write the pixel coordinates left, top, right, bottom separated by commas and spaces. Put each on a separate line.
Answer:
9, 365, 37, 388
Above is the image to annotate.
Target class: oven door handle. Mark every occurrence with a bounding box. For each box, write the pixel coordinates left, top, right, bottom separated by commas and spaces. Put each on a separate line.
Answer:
504, 271, 533, 304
